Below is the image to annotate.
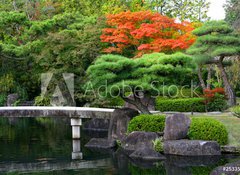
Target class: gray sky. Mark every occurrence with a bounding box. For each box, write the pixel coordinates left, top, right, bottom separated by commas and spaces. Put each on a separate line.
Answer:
207, 0, 226, 20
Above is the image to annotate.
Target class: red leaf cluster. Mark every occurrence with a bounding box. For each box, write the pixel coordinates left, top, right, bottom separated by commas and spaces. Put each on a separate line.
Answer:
204, 88, 225, 103
101, 11, 196, 57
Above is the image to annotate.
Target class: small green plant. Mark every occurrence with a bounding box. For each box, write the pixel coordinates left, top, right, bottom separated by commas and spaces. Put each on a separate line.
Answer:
0, 74, 14, 93
13, 99, 21, 106
34, 95, 51, 106
230, 106, 240, 118
116, 140, 122, 147
152, 137, 164, 153
188, 117, 228, 145
128, 114, 165, 133
0, 94, 7, 106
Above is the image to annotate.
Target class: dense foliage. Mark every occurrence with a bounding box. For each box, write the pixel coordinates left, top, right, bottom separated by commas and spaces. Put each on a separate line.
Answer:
128, 114, 166, 133
187, 21, 240, 106
0, 10, 105, 103
101, 11, 196, 57
156, 98, 205, 112
188, 117, 228, 145
87, 53, 194, 113
224, 0, 240, 29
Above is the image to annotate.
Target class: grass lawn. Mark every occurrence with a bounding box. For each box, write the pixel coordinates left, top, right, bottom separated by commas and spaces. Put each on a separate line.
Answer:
194, 115, 240, 147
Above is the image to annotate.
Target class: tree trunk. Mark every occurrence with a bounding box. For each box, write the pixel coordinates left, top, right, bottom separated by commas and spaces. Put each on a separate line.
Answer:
121, 94, 151, 114
207, 65, 212, 89
217, 57, 236, 106
197, 66, 206, 90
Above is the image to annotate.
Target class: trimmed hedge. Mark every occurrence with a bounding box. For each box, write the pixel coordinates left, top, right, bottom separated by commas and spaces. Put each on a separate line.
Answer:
128, 114, 165, 133
188, 117, 228, 145
156, 97, 205, 112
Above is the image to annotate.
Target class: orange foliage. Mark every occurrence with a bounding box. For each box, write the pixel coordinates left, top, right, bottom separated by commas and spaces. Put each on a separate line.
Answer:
204, 88, 225, 103
101, 11, 196, 57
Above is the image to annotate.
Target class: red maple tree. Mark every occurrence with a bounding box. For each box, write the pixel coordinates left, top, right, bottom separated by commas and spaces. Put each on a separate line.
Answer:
101, 11, 196, 57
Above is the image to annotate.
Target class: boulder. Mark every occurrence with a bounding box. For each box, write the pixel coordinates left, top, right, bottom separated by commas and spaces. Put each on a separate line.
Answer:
129, 147, 166, 161
7, 93, 19, 106
164, 140, 221, 156
221, 145, 240, 154
108, 108, 139, 141
210, 160, 240, 175
85, 138, 117, 149
121, 131, 158, 154
164, 114, 191, 140
83, 119, 109, 131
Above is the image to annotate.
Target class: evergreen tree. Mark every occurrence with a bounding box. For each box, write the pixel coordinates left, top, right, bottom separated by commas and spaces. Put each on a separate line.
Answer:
187, 20, 240, 106
86, 53, 194, 114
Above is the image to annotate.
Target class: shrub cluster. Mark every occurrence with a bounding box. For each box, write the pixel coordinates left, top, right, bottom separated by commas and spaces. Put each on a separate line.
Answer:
128, 115, 228, 145
204, 88, 228, 112
188, 117, 228, 145
156, 97, 205, 112
127, 114, 165, 133
205, 94, 228, 112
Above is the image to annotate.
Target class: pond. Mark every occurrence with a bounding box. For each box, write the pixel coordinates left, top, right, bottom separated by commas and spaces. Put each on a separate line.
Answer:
0, 117, 239, 175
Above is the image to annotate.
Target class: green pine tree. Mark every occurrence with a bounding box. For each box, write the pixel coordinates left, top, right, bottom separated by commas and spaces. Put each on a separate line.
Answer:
86, 53, 194, 114
187, 20, 240, 106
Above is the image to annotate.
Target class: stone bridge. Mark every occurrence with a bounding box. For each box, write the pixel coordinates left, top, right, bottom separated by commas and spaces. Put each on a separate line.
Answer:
0, 106, 114, 118
0, 106, 115, 160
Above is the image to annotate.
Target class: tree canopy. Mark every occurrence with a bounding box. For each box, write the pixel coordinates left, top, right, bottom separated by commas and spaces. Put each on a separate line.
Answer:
187, 20, 240, 105
101, 11, 196, 58
86, 53, 194, 113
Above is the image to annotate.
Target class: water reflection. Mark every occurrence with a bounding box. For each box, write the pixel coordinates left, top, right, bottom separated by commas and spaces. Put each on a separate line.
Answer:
0, 117, 239, 175
72, 139, 82, 160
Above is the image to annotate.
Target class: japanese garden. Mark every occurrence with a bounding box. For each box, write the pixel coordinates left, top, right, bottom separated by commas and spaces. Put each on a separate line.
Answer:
0, 0, 240, 174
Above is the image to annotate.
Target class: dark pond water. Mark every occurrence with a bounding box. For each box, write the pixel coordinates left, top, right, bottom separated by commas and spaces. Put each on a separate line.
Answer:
0, 117, 239, 175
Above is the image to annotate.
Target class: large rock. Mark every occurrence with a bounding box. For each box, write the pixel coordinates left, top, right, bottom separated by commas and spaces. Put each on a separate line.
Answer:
164, 114, 191, 140
164, 140, 221, 156
210, 160, 240, 175
129, 147, 166, 161
108, 108, 139, 141
121, 131, 164, 161
121, 131, 158, 153
83, 119, 109, 131
7, 93, 19, 106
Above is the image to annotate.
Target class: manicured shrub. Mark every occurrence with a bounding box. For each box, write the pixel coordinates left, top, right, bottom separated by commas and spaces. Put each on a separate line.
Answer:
204, 88, 228, 112
156, 97, 205, 112
206, 94, 228, 112
128, 114, 165, 133
230, 106, 240, 118
188, 117, 228, 145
